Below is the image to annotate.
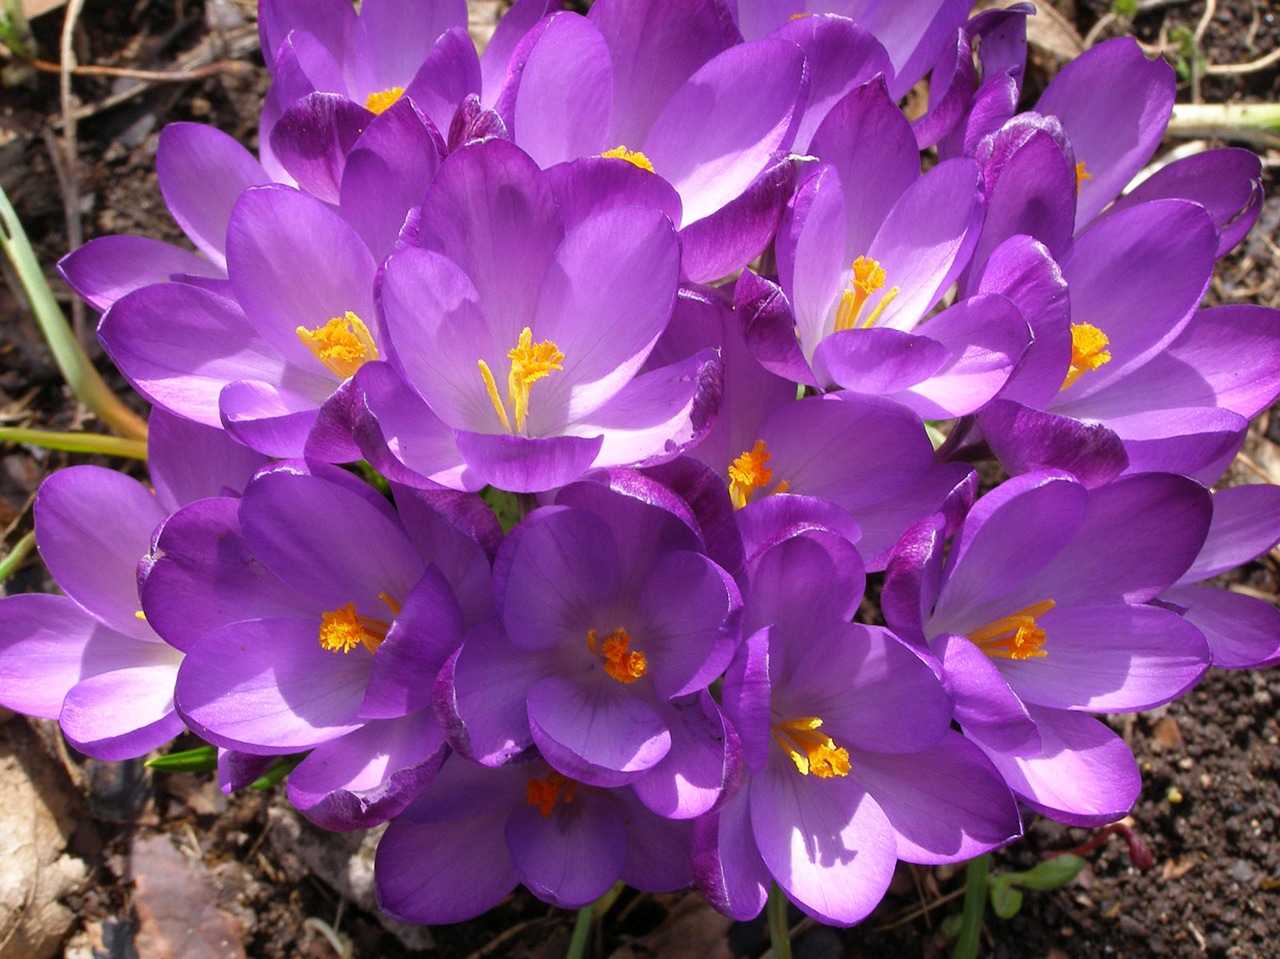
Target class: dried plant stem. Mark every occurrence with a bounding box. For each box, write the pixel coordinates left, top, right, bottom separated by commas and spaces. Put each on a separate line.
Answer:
0, 427, 147, 459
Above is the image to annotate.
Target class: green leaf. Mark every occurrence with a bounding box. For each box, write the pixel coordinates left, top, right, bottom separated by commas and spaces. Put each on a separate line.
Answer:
1006, 854, 1087, 891
1111, 0, 1138, 16
249, 753, 307, 789
989, 881, 1023, 920
481, 486, 523, 533
0, 530, 35, 583
939, 912, 965, 940
145, 745, 219, 773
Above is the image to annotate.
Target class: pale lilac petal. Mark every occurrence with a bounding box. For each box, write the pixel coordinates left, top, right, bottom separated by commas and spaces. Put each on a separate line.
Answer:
219, 379, 323, 459
176, 618, 370, 752
1001, 604, 1208, 712
480, 0, 557, 106
855, 731, 1021, 864
401, 26, 481, 136
643, 38, 805, 225
146, 409, 266, 513
633, 693, 738, 819
1162, 584, 1280, 670
61, 663, 185, 760
751, 760, 896, 926
782, 165, 848, 357
1035, 38, 1174, 224
1110, 406, 1245, 481
811, 327, 948, 395
349, 0, 466, 96
864, 158, 982, 332
506, 788, 626, 908
1183, 483, 1280, 582
512, 14, 612, 168
979, 704, 1140, 827
935, 633, 1040, 755
528, 675, 671, 785
691, 787, 770, 921
226, 185, 378, 364
157, 122, 271, 266
59, 237, 223, 313
287, 712, 447, 830
454, 430, 604, 493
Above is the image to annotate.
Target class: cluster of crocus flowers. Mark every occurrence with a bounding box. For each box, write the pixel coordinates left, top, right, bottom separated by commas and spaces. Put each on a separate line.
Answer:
3, 0, 1280, 934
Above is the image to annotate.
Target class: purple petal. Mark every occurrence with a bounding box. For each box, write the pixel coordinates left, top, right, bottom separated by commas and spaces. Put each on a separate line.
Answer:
545, 155, 683, 232
454, 430, 605, 493
1184, 483, 1280, 582
692, 786, 770, 921
1001, 604, 1208, 712
633, 692, 739, 819
1035, 38, 1174, 225
1162, 584, 1280, 670
978, 400, 1130, 489
146, 409, 267, 513
287, 712, 447, 830
642, 37, 803, 226
36, 466, 165, 637
751, 760, 896, 926
736, 270, 819, 388
59, 237, 223, 314
528, 674, 671, 785
401, 26, 481, 136
437, 621, 542, 764
157, 122, 271, 266
935, 633, 1040, 755
176, 617, 370, 752
811, 326, 949, 394
61, 663, 185, 760
349, 0, 466, 97
856, 731, 1021, 864
269, 93, 370, 204
506, 786, 626, 908
219, 379, 323, 459
978, 704, 1140, 827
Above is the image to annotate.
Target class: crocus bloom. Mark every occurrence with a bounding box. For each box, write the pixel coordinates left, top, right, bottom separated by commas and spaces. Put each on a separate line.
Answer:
696, 505, 1020, 925
0, 411, 265, 759
376, 755, 693, 922
353, 138, 718, 493
437, 476, 742, 818
884, 471, 1213, 825
166, 466, 492, 829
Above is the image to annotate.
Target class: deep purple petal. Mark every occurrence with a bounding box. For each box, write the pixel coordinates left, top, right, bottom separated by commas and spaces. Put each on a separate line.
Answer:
1162, 584, 1280, 670
633, 692, 740, 819
691, 785, 769, 921
979, 400, 1130, 489
269, 93, 370, 204
59, 237, 223, 314
437, 621, 542, 764
455, 430, 604, 493
506, 786, 626, 908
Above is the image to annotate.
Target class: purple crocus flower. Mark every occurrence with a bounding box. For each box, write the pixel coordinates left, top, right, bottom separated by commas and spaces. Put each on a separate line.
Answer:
695, 504, 1020, 925
164, 466, 493, 829
376, 754, 693, 922
883, 471, 1214, 825
437, 475, 741, 819
0, 411, 266, 759
496, 0, 806, 281
351, 138, 719, 493
98, 184, 384, 460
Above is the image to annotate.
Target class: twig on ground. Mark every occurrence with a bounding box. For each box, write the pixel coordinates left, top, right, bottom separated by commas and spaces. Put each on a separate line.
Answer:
21, 55, 257, 82
1205, 46, 1280, 75
57, 0, 86, 344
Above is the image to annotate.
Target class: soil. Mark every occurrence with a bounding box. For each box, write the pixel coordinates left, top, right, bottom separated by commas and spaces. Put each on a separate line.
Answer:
0, 2, 1277, 958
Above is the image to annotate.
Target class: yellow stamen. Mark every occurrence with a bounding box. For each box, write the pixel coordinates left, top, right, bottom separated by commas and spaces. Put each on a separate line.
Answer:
728, 439, 776, 510
480, 327, 564, 433
134, 609, 147, 621
833, 256, 900, 331
297, 311, 378, 379
317, 592, 400, 655
772, 716, 851, 778
586, 627, 648, 684
1075, 160, 1092, 194
1061, 322, 1112, 390
601, 145, 655, 173
526, 770, 576, 817
364, 86, 404, 115
967, 599, 1056, 660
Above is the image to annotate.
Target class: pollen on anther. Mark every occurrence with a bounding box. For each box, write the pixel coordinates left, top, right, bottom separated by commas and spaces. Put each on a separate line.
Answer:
1061, 322, 1112, 390
601, 145, 655, 173
297, 311, 378, 379
586, 627, 647, 684
365, 86, 405, 115
728, 439, 774, 510
526, 770, 575, 817
1075, 160, 1093, 194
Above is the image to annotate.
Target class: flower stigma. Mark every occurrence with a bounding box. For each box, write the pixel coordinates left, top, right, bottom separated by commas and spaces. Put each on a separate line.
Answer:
834, 256, 900, 331
297, 311, 378, 379
1075, 160, 1092, 194
477, 327, 565, 433
967, 599, 1055, 660
365, 86, 405, 115
772, 716, 851, 778
1061, 322, 1112, 390
601, 145, 655, 173
526, 770, 576, 817
586, 627, 647, 684
318, 592, 402, 654
727, 439, 789, 509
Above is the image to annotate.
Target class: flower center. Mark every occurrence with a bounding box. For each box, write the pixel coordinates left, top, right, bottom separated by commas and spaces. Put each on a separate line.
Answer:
600, 145, 654, 173
477, 327, 565, 433
1074, 160, 1092, 194
364, 86, 404, 115
727, 439, 789, 509
586, 627, 647, 684
966, 599, 1055, 660
834, 255, 901, 332
772, 716, 850, 778
1061, 322, 1112, 390
526, 770, 576, 817
317, 592, 402, 654
297, 311, 378, 379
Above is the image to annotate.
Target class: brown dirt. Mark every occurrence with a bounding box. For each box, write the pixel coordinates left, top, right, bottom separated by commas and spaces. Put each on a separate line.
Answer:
0, 2, 1277, 958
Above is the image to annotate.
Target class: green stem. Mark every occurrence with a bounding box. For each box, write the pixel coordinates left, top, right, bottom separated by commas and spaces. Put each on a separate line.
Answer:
952, 853, 990, 959
565, 901, 595, 959
0, 530, 35, 582
0, 184, 148, 442
766, 882, 793, 959
0, 427, 147, 460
